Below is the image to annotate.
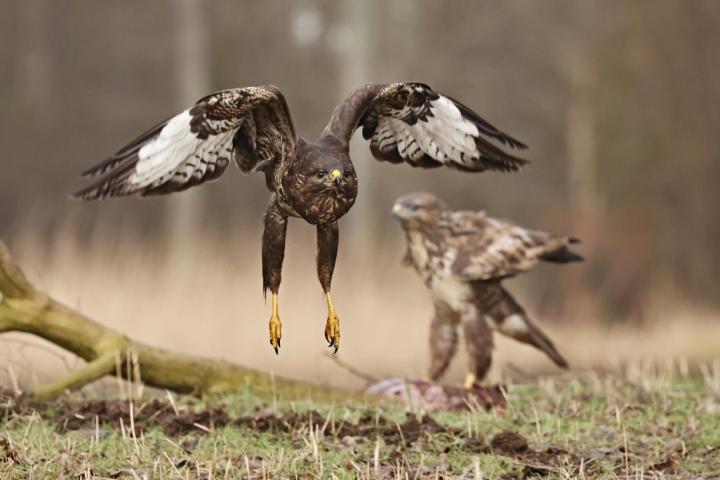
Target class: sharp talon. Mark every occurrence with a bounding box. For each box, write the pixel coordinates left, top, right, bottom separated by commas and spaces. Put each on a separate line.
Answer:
324, 294, 340, 353
269, 294, 282, 354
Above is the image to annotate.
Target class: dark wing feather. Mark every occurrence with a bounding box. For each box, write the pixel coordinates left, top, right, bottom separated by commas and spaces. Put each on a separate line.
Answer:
323, 82, 528, 172
440, 210, 579, 280
73, 85, 295, 200
81, 116, 174, 178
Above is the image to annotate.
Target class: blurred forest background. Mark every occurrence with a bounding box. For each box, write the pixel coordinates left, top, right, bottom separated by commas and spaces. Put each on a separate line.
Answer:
1, 0, 719, 389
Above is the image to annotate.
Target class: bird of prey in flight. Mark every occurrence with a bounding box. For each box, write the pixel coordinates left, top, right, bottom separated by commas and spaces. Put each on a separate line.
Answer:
74, 83, 528, 353
392, 193, 581, 387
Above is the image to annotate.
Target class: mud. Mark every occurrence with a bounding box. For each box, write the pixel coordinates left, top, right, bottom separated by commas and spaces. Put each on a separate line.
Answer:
53, 398, 236, 437
491, 430, 529, 454
489, 432, 589, 478
230, 410, 448, 446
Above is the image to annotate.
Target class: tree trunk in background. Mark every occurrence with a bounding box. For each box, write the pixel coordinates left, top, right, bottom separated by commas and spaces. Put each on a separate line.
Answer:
332, 0, 378, 252
17, 0, 51, 115
168, 0, 210, 251
563, 1, 602, 324
566, 55, 599, 236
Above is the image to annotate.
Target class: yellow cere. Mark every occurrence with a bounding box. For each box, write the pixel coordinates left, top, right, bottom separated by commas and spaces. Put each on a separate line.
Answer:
330, 169, 342, 179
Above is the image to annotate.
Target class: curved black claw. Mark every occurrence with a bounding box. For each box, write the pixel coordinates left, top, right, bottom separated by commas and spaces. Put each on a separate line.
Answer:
269, 315, 282, 354
326, 337, 339, 353
324, 314, 340, 353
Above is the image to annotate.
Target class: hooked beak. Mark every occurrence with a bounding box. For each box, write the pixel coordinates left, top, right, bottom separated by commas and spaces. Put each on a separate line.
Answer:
330, 169, 342, 188
391, 203, 405, 218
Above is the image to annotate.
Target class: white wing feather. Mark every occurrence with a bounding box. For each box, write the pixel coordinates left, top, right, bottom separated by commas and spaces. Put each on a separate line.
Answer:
363, 83, 527, 172
74, 85, 294, 200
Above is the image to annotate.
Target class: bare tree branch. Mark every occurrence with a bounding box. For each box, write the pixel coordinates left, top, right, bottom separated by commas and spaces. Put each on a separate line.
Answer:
0, 239, 360, 402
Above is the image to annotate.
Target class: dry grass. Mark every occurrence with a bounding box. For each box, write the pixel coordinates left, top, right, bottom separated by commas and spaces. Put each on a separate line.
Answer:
2, 226, 720, 395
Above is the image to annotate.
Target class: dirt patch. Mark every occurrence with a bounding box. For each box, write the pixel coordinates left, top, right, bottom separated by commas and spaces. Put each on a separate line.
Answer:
54, 398, 232, 436
15, 394, 469, 447
238, 410, 453, 447
490, 432, 590, 478
650, 457, 677, 474
43, 396, 590, 477
491, 430, 529, 455
0, 437, 18, 463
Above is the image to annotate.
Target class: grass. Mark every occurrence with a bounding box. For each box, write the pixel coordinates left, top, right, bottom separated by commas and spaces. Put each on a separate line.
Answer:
2, 363, 719, 479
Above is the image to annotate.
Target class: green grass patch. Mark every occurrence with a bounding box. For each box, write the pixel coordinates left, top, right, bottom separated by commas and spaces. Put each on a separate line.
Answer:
1, 371, 719, 478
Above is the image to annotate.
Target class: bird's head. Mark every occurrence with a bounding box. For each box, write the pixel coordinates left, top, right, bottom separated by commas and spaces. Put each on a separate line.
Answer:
295, 138, 357, 197
391, 192, 448, 227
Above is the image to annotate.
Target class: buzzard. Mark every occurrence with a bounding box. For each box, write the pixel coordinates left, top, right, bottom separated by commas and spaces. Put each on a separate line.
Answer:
391, 193, 582, 387
73, 83, 528, 353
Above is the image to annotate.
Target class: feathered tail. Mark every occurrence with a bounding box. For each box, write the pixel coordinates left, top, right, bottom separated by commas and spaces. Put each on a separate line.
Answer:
474, 282, 568, 369
540, 241, 584, 264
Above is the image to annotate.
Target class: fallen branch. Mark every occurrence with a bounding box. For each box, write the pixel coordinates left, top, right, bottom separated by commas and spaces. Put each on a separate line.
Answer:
324, 353, 378, 383
0, 240, 352, 402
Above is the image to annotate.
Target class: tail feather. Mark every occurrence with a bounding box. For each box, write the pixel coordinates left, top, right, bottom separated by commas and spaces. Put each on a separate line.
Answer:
540, 245, 584, 263
523, 322, 568, 369
496, 313, 568, 369
476, 283, 568, 369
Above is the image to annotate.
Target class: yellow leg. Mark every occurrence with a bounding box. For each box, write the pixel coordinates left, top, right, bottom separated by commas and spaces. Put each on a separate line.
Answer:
324, 292, 340, 353
269, 293, 282, 354
464, 372, 477, 389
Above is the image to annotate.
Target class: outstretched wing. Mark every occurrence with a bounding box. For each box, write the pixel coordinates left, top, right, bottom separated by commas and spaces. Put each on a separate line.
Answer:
322, 83, 528, 172
441, 210, 580, 280
74, 85, 295, 200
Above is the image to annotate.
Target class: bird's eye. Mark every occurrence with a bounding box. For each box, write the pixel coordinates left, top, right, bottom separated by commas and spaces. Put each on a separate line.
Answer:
343, 169, 352, 177
314, 170, 327, 179
409, 204, 419, 211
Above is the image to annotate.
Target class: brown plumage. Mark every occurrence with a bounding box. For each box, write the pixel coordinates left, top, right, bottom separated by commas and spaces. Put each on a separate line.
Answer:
73, 83, 528, 353
392, 193, 581, 386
